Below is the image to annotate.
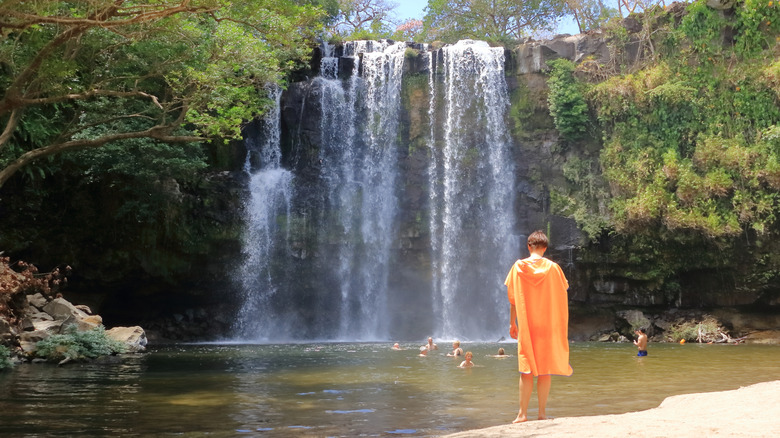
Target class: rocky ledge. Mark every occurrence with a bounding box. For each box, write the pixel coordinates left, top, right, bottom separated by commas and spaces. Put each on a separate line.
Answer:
1, 260, 146, 362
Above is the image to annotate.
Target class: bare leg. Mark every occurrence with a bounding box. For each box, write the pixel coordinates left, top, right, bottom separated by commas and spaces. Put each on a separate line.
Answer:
536, 375, 551, 420
513, 373, 534, 423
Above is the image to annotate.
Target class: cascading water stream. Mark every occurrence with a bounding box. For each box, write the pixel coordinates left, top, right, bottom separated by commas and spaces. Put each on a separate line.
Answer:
428, 40, 517, 340
317, 40, 406, 340
234, 88, 295, 341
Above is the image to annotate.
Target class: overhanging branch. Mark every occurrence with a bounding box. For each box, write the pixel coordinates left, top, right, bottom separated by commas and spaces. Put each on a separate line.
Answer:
0, 126, 204, 189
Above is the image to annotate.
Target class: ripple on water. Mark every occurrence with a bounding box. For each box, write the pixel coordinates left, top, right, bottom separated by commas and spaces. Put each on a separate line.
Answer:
327, 408, 375, 414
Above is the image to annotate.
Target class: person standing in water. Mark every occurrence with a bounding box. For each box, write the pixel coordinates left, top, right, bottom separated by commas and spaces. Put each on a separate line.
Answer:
505, 230, 573, 423
634, 328, 648, 356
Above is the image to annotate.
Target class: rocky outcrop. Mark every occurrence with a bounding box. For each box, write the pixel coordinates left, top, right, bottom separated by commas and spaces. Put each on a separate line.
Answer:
511, 32, 611, 74
1, 290, 147, 360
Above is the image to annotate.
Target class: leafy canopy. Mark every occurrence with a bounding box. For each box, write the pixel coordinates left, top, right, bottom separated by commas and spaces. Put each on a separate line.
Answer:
423, 0, 567, 43
0, 0, 323, 188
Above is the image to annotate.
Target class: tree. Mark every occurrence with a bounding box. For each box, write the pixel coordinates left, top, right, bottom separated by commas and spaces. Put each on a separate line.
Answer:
394, 18, 424, 41
564, 0, 619, 33
329, 0, 398, 36
0, 0, 323, 189
423, 0, 567, 43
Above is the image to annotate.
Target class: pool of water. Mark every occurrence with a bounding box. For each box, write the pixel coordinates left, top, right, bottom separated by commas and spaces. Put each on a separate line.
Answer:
1, 342, 778, 437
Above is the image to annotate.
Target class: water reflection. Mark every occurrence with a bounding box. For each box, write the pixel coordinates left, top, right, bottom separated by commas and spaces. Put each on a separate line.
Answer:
0, 343, 778, 436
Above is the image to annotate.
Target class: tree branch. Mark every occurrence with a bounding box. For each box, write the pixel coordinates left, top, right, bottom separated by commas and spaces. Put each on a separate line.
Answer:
0, 2, 217, 31
0, 109, 21, 151
16, 90, 164, 109
0, 126, 204, 189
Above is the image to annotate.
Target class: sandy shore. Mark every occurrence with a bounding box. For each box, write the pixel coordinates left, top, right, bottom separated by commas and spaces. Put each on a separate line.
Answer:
444, 380, 780, 437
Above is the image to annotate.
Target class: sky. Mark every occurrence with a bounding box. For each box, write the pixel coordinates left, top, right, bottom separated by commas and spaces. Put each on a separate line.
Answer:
392, 0, 581, 36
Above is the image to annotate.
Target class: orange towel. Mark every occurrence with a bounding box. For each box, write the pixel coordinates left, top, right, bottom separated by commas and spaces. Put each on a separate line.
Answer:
505, 257, 573, 376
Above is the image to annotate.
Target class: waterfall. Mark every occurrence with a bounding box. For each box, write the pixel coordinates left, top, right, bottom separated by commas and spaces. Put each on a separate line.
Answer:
317, 40, 406, 340
233, 88, 295, 341
428, 40, 517, 340
235, 39, 519, 342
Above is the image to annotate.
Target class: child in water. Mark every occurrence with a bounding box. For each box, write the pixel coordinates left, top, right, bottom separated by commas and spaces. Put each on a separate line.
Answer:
447, 340, 464, 357
459, 351, 474, 368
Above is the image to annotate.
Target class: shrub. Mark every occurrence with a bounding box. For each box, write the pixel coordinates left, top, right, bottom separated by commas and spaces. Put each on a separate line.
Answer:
547, 58, 589, 141
666, 317, 723, 342
34, 325, 126, 364
0, 345, 13, 371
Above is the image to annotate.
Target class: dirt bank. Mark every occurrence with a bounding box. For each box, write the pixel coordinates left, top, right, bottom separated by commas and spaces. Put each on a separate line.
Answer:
444, 380, 780, 438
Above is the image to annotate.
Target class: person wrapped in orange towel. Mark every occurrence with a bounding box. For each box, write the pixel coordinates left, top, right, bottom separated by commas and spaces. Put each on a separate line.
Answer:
505, 230, 573, 423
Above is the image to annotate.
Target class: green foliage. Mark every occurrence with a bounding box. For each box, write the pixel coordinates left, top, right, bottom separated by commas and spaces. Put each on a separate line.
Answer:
34, 325, 126, 364
734, 0, 780, 57
547, 59, 589, 141
0, 0, 324, 186
343, 25, 394, 41
565, 0, 621, 33
423, 0, 566, 43
589, 44, 780, 238
0, 345, 13, 371
557, 2, 780, 294
328, 0, 396, 39
551, 155, 611, 241
676, 0, 729, 58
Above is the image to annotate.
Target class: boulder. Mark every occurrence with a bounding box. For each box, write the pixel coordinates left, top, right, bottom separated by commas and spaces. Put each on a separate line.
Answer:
19, 329, 51, 353
31, 319, 63, 333
106, 326, 147, 353
43, 298, 89, 320
26, 293, 48, 309
0, 316, 12, 342
59, 315, 100, 333
26, 306, 54, 322
20, 317, 35, 332
75, 304, 93, 315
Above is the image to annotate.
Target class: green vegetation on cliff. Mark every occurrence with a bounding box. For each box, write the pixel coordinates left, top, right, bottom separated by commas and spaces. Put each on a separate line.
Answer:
548, 0, 780, 294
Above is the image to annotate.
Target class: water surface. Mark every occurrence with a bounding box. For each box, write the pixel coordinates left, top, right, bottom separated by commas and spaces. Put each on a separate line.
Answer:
1, 342, 778, 437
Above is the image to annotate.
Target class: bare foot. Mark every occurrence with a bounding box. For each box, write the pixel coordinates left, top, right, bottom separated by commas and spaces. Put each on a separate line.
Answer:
512, 415, 528, 424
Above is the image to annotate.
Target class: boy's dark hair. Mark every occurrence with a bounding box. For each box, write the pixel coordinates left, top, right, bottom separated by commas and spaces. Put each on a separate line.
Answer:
527, 230, 549, 249
637, 327, 647, 334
